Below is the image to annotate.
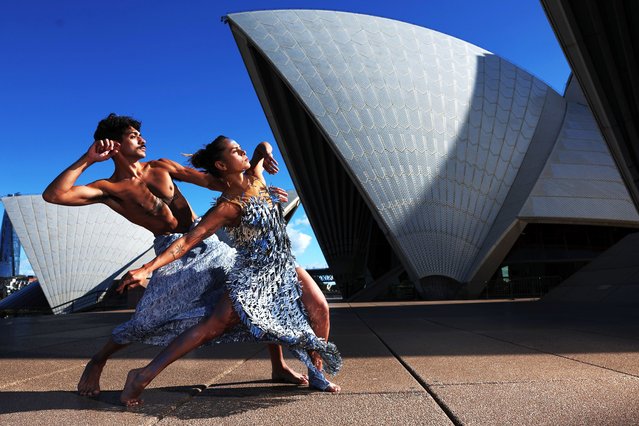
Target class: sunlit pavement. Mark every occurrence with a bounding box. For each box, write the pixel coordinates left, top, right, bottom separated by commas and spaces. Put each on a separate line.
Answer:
2, 299, 639, 425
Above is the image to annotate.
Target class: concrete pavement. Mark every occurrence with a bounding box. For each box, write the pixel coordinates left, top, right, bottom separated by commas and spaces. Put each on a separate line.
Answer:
1, 299, 638, 425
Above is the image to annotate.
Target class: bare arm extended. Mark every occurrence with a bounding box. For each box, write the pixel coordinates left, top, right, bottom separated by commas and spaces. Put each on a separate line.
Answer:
159, 142, 287, 200
154, 158, 227, 192
42, 139, 119, 205
117, 201, 240, 291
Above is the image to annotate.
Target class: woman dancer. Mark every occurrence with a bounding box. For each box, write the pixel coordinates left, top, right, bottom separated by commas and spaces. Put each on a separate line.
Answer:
119, 136, 341, 405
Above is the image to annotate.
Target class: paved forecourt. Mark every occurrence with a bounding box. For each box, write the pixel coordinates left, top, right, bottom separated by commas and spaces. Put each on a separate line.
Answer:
1, 299, 638, 425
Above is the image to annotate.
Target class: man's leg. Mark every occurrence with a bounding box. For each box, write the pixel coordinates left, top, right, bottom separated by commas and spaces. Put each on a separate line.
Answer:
77, 339, 128, 396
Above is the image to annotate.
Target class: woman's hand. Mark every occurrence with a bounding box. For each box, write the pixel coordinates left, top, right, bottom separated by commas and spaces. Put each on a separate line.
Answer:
117, 266, 151, 293
269, 186, 289, 203
262, 151, 279, 174
252, 141, 279, 175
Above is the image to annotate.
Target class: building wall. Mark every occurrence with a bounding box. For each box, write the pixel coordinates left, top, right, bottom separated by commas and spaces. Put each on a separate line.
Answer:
0, 209, 20, 277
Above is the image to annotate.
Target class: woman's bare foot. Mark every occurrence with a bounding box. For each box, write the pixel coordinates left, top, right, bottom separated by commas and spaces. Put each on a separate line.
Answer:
120, 368, 148, 406
77, 358, 105, 397
309, 351, 323, 372
310, 380, 341, 393
271, 363, 309, 385
323, 381, 341, 393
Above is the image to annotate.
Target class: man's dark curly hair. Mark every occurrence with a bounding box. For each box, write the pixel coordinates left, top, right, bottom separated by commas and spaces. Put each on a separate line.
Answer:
93, 113, 141, 141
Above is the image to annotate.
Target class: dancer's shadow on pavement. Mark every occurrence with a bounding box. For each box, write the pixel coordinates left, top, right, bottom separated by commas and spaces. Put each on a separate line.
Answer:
0, 379, 312, 420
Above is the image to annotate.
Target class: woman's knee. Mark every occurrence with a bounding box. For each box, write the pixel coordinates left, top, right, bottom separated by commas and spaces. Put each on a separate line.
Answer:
307, 291, 329, 321
201, 308, 238, 340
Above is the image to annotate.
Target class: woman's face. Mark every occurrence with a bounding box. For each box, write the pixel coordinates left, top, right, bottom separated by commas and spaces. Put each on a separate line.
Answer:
217, 139, 250, 174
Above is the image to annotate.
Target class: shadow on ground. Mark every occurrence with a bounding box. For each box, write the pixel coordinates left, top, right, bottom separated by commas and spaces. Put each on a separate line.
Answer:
0, 380, 311, 421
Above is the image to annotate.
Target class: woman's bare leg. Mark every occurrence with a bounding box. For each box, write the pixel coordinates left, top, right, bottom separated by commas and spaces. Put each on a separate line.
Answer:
120, 293, 239, 406
297, 267, 330, 341
298, 266, 329, 370
265, 267, 330, 385
296, 267, 339, 392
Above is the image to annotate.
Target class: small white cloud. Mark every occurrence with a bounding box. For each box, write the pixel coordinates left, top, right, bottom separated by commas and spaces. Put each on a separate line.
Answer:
287, 226, 312, 256
293, 215, 310, 227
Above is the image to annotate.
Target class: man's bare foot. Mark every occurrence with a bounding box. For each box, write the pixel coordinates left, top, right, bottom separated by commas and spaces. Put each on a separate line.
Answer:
77, 358, 105, 397
120, 368, 148, 406
271, 364, 308, 385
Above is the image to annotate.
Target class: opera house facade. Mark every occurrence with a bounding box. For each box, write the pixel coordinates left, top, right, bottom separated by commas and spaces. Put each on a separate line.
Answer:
225, 10, 639, 299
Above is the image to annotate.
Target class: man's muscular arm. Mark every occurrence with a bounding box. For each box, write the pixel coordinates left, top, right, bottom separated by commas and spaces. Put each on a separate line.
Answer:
154, 158, 227, 191
43, 139, 118, 205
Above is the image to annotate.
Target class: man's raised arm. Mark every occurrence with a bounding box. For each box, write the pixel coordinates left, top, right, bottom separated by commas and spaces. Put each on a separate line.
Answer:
42, 140, 117, 206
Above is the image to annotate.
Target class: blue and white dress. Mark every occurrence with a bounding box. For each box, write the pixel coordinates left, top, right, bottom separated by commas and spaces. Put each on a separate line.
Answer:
111, 219, 236, 346
219, 176, 342, 389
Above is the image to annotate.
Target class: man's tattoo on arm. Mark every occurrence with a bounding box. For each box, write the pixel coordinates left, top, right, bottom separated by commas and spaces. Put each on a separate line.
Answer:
171, 243, 185, 260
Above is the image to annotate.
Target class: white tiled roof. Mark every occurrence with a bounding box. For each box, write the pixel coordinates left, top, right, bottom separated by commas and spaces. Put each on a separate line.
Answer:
1, 195, 154, 313
229, 10, 550, 281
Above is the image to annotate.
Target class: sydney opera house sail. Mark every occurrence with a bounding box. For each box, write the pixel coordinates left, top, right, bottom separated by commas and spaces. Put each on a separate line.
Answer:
227, 10, 639, 298
1, 195, 155, 313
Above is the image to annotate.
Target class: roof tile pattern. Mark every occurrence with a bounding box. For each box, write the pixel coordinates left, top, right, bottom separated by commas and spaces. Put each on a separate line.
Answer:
521, 102, 639, 222
1, 195, 154, 313
230, 10, 548, 280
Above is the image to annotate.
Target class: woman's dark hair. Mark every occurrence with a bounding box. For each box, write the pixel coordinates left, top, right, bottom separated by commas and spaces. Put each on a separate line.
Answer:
93, 113, 141, 141
189, 135, 230, 177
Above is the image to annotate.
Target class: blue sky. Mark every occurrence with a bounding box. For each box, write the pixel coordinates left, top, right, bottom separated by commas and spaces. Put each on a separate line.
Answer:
0, 0, 570, 275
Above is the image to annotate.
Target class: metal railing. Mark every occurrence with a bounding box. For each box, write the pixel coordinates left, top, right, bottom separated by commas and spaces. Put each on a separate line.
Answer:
480, 276, 563, 299
50, 287, 111, 314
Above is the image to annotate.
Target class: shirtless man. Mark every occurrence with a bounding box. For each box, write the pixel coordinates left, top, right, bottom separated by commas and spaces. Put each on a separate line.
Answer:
43, 113, 330, 397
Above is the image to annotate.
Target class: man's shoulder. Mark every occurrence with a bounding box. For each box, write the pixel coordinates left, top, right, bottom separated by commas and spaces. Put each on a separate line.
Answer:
146, 158, 173, 166
146, 158, 181, 171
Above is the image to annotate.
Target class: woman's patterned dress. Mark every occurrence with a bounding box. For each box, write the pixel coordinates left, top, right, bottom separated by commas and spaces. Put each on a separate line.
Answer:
112, 218, 236, 346
219, 176, 342, 389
